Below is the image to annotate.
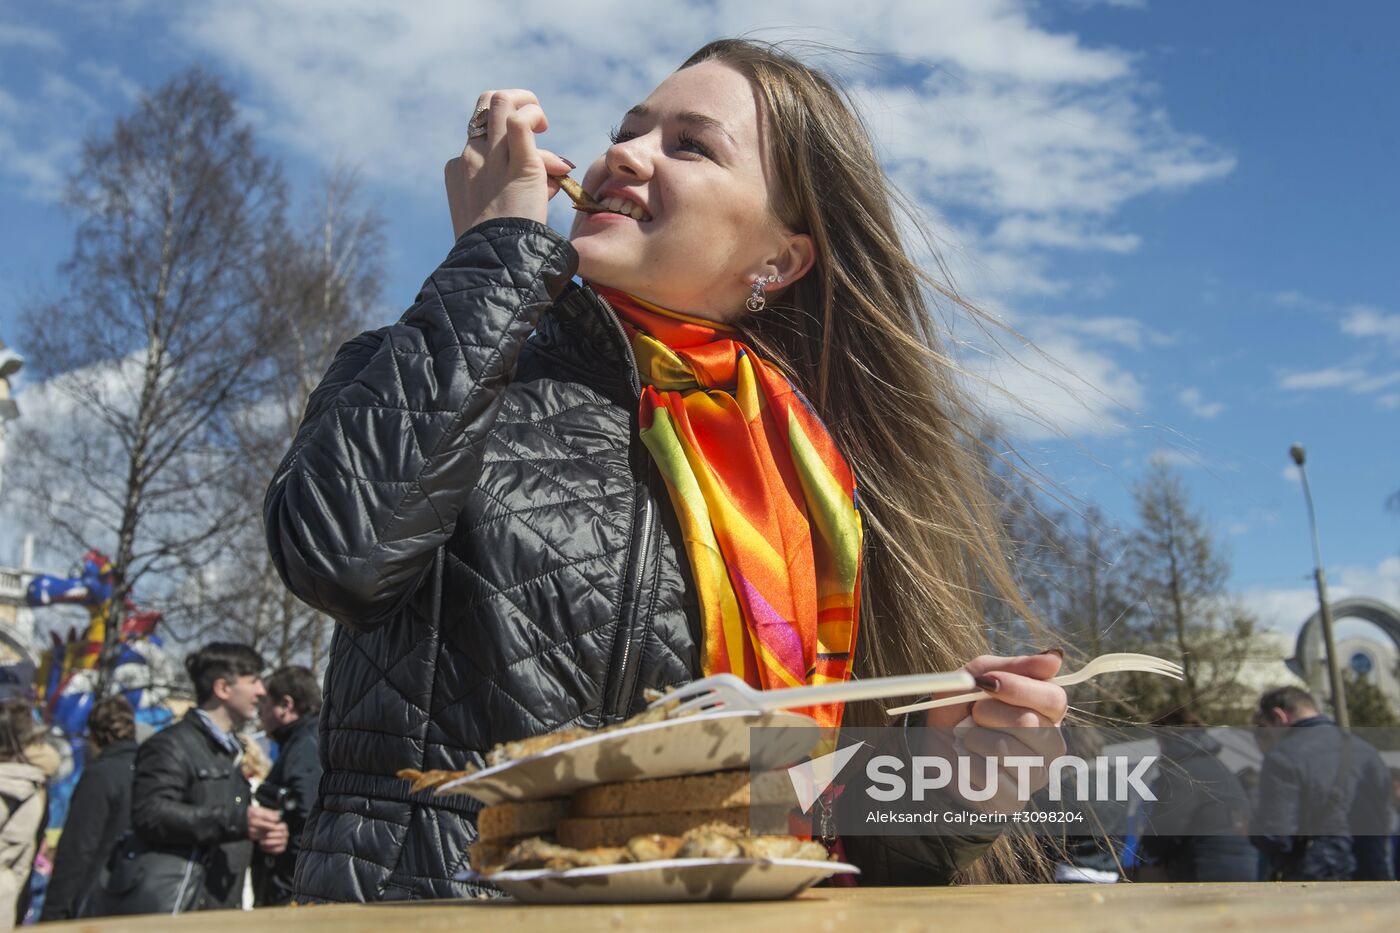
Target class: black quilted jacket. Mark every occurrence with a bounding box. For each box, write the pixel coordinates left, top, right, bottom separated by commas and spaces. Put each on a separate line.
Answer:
265, 218, 988, 901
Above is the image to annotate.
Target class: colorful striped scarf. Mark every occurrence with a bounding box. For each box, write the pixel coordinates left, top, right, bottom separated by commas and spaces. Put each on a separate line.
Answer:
593, 285, 863, 730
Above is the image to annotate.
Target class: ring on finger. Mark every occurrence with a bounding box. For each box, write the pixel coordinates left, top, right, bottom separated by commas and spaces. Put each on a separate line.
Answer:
467, 105, 489, 139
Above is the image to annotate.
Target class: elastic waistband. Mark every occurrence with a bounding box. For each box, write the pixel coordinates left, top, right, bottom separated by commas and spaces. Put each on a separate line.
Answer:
319, 769, 483, 815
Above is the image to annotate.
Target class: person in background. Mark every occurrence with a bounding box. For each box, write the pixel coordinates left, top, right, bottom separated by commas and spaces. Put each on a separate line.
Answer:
1139, 707, 1257, 882
0, 699, 59, 930
1391, 771, 1400, 879
236, 733, 272, 911
252, 666, 321, 907
118, 643, 287, 912
1250, 685, 1395, 881
238, 734, 272, 786
39, 696, 138, 921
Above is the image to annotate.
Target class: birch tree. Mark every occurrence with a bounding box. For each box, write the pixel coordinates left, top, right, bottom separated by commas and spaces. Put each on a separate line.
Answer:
11, 69, 284, 680
207, 166, 385, 670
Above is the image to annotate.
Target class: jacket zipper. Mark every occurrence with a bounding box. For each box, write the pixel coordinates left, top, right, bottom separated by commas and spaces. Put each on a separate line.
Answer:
592, 290, 643, 399
172, 848, 199, 914
593, 290, 653, 721
614, 494, 654, 716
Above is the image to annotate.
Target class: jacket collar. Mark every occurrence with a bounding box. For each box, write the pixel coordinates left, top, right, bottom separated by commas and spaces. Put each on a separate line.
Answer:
272, 713, 318, 746
532, 282, 640, 399
0, 761, 49, 796
1160, 729, 1222, 758
1291, 714, 1335, 729
97, 738, 138, 759
185, 707, 243, 757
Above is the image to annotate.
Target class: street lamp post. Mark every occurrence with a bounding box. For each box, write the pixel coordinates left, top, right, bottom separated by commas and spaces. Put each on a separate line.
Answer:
0, 345, 24, 501
1289, 443, 1348, 730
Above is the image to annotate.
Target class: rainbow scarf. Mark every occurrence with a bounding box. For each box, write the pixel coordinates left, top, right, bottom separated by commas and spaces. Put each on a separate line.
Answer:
593, 285, 863, 730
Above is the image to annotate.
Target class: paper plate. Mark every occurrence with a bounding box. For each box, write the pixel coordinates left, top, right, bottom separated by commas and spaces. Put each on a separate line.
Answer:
458, 857, 859, 903
436, 709, 821, 806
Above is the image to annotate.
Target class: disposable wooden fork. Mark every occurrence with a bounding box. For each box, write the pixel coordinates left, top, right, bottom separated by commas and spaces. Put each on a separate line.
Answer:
646, 670, 978, 719
884, 652, 1183, 716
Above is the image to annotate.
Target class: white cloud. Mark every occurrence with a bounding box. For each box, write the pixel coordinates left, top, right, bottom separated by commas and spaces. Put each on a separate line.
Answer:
1242, 557, 1400, 635
990, 215, 1140, 253
869, 78, 1232, 220
1357, 372, 1400, 392
1279, 365, 1374, 391
1342, 306, 1400, 344
0, 127, 71, 200
75, 62, 143, 102
1268, 294, 1400, 405
0, 50, 136, 200
1271, 290, 1313, 309
0, 352, 148, 567
1178, 387, 1224, 419
167, 1, 1232, 233
961, 322, 1146, 440
1149, 447, 1203, 469
2, 0, 1237, 441
0, 22, 61, 51
1073, 315, 1171, 348
1278, 364, 1400, 395
1241, 584, 1317, 636
1281, 465, 1300, 484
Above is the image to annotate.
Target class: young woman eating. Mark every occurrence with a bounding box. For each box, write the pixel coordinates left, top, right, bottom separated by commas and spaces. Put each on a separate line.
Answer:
266, 38, 1068, 902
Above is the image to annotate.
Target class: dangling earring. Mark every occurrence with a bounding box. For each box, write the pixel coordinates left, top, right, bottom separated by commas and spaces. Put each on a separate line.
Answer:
746, 273, 783, 312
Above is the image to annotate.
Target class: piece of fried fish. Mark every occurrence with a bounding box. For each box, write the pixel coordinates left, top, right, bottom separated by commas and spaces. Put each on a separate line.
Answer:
553, 175, 605, 213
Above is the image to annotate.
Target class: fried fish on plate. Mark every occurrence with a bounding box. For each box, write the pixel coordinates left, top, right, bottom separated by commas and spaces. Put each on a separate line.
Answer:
396, 768, 468, 794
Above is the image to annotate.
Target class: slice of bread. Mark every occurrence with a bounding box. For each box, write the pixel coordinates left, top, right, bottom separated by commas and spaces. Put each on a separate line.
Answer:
476, 797, 570, 841
555, 804, 792, 849
570, 769, 794, 817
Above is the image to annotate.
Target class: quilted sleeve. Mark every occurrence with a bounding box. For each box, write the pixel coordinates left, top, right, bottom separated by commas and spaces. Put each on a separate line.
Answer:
264, 218, 578, 630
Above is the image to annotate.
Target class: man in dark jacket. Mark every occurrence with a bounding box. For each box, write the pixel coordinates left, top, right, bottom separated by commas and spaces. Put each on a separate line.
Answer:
118, 643, 287, 912
1250, 686, 1395, 881
1140, 710, 1257, 881
253, 666, 322, 906
40, 696, 138, 920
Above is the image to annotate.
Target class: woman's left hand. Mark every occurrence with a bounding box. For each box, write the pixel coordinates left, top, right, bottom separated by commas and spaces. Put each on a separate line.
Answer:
920, 651, 1069, 812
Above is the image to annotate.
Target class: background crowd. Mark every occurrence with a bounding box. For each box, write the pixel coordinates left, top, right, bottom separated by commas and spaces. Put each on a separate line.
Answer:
0, 646, 320, 925
0, 654, 1393, 924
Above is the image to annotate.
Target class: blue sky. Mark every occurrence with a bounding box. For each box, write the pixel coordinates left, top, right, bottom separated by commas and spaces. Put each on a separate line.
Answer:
1, 0, 1397, 637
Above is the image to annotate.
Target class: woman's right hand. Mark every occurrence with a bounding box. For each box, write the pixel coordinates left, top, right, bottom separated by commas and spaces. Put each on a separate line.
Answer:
445, 89, 574, 239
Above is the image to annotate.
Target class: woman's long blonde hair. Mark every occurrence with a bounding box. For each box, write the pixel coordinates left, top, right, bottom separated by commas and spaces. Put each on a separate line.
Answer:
682, 39, 1047, 883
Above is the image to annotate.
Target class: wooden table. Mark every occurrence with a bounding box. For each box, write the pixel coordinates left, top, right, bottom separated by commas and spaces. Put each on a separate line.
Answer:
43, 884, 1400, 933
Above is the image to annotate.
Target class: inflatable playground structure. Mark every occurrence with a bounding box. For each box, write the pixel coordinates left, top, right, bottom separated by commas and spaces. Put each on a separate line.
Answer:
3, 549, 181, 919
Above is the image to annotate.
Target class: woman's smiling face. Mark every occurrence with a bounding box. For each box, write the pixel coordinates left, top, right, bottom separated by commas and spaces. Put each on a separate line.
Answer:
569, 60, 809, 322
